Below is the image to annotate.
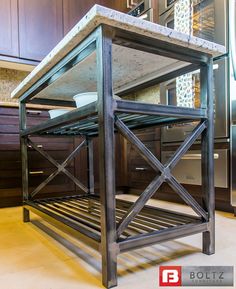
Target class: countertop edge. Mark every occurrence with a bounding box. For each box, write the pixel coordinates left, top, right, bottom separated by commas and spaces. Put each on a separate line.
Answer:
0, 101, 72, 110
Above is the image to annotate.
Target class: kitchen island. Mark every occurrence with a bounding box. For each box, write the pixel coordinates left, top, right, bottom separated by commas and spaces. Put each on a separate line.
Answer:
11, 5, 225, 288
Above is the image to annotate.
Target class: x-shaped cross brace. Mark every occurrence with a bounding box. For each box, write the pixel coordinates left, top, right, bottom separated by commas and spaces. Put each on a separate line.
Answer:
115, 116, 208, 238
27, 138, 88, 198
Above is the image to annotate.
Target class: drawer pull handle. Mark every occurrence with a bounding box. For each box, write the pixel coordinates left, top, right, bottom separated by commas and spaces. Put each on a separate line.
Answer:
165, 153, 219, 160
181, 153, 219, 160
27, 110, 42, 115
28, 144, 43, 149
135, 167, 147, 171
29, 171, 44, 175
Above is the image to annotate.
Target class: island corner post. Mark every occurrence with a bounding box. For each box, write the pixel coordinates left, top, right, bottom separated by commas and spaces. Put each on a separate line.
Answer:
17, 18, 216, 289
96, 25, 118, 288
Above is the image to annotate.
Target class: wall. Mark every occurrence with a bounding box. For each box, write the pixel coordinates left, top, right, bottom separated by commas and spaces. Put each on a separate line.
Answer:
0, 68, 29, 103
123, 84, 160, 104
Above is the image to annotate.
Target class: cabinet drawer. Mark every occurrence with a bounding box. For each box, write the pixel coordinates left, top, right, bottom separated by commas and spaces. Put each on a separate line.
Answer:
128, 140, 160, 167
0, 134, 74, 150
0, 133, 20, 150
28, 149, 74, 163
0, 107, 49, 117
0, 107, 19, 116
127, 137, 161, 189
134, 127, 161, 141
161, 149, 229, 188
27, 142, 74, 151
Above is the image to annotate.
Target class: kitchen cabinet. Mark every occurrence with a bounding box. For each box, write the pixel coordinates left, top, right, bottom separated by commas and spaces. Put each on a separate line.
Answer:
0, 0, 130, 62
18, 0, 63, 61
128, 138, 233, 212
104, 0, 129, 13
0, 106, 128, 207
63, 0, 129, 34
0, 0, 19, 57
0, 106, 75, 207
126, 127, 161, 190
74, 133, 128, 194
63, 0, 99, 34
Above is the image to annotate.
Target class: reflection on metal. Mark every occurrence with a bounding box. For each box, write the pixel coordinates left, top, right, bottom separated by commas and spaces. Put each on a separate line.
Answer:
229, 0, 236, 80
231, 126, 236, 208
162, 149, 228, 187
159, 0, 228, 141
229, 0, 236, 209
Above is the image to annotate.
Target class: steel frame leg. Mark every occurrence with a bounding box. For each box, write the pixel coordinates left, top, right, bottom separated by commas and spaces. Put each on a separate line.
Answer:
19, 102, 30, 222
201, 60, 215, 255
97, 25, 117, 288
87, 137, 95, 213
87, 137, 94, 194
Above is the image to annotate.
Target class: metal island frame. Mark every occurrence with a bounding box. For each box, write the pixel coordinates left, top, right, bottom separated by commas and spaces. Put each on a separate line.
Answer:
13, 5, 225, 289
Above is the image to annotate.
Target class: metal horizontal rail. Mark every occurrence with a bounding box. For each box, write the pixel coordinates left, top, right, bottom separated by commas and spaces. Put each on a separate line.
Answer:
21, 103, 204, 137
114, 28, 210, 65
26, 195, 205, 250
20, 102, 97, 137
114, 197, 201, 222
30, 98, 76, 107
24, 202, 101, 250
119, 221, 208, 253
114, 100, 207, 119
19, 29, 98, 103
118, 63, 199, 97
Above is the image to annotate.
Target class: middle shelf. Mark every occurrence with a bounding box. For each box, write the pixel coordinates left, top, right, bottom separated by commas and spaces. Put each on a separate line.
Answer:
21, 99, 206, 137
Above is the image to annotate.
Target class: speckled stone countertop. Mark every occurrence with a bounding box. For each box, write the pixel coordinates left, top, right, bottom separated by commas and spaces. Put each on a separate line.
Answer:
11, 4, 225, 100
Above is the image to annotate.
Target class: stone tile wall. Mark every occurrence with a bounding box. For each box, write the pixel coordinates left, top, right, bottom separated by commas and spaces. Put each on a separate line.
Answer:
0, 68, 29, 103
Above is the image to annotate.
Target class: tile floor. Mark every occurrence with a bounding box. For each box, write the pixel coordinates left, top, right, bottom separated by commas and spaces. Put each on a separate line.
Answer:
0, 195, 235, 289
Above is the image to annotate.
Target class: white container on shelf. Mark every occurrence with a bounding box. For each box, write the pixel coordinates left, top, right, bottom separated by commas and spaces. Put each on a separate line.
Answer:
48, 109, 70, 119
73, 92, 121, 108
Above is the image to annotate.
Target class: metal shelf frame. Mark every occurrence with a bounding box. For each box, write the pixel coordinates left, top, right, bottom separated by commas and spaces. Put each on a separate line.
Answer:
19, 24, 215, 288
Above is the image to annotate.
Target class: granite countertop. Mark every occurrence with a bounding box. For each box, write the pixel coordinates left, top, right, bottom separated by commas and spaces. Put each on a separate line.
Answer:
11, 4, 226, 100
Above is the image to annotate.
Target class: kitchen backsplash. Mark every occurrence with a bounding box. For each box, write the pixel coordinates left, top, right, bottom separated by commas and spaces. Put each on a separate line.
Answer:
0, 67, 160, 104
0, 68, 29, 103
123, 84, 160, 104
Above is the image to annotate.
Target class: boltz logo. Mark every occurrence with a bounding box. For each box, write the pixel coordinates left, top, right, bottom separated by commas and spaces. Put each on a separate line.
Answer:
159, 266, 182, 286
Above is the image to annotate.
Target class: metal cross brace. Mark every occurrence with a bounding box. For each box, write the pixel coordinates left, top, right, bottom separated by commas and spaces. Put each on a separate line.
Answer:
27, 138, 88, 198
115, 116, 208, 238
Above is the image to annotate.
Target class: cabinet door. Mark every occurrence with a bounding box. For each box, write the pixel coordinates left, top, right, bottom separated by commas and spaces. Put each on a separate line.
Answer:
19, 0, 63, 61
63, 0, 94, 34
103, 0, 129, 13
0, 0, 19, 57
63, 0, 129, 35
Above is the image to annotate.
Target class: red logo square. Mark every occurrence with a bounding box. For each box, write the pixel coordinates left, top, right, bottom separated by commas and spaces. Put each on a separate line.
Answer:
159, 266, 182, 286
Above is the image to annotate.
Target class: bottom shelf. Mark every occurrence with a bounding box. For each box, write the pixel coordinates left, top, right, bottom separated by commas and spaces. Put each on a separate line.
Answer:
24, 194, 208, 252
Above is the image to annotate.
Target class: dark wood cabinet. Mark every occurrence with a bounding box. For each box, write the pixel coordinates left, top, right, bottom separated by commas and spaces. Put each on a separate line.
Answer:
74, 133, 128, 194
126, 129, 233, 213
106, 0, 129, 13
126, 127, 161, 190
63, 0, 129, 34
0, 106, 76, 207
0, 0, 19, 57
0, 0, 130, 61
63, 0, 98, 34
18, 0, 63, 61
